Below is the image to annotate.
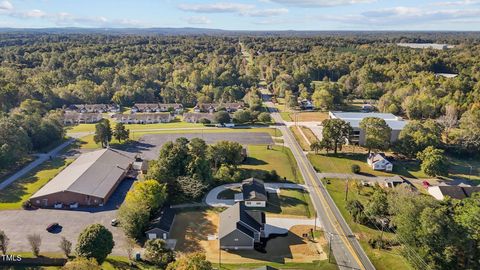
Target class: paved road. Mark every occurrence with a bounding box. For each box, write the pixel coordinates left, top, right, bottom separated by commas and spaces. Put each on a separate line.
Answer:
0, 138, 76, 191
265, 99, 375, 270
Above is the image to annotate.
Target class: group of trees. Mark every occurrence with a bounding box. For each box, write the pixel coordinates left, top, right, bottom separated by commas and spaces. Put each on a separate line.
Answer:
346, 184, 479, 270
118, 180, 167, 239
147, 138, 245, 201
93, 119, 130, 147
0, 34, 257, 112
0, 99, 65, 170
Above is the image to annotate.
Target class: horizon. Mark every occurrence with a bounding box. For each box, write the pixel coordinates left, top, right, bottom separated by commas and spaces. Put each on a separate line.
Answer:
1, 0, 480, 31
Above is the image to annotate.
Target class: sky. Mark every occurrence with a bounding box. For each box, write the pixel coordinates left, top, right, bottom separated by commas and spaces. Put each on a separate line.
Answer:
0, 0, 480, 30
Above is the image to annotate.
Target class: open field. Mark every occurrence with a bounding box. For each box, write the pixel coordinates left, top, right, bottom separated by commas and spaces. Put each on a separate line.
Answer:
218, 188, 314, 218
240, 145, 303, 183
0, 156, 35, 184
0, 158, 73, 210
308, 152, 480, 182
170, 209, 332, 266
324, 179, 413, 270
66, 120, 204, 133
290, 112, 329, 122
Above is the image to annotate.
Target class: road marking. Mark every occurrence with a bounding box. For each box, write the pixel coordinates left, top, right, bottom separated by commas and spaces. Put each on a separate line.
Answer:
282, 126, 367, 270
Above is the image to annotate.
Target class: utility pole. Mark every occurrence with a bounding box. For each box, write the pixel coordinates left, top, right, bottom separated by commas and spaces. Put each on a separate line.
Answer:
218, 244, 221, 270
313, 212, 317, 240
328, 232, 333, 263
345, 178, 349, 201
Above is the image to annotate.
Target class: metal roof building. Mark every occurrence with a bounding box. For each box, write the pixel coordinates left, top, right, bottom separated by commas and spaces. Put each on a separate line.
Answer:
30, 148, 134, 208
329, 111, 408, 145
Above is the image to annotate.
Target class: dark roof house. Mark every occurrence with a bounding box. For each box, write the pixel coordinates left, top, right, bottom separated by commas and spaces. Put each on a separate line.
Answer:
145, 207, 177, 240
242, 178, 267, 202
428, 185, 480, 200
219, 203, 265, 250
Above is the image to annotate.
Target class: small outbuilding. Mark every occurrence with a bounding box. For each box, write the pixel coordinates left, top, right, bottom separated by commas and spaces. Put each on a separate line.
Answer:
145, 207, 177, 240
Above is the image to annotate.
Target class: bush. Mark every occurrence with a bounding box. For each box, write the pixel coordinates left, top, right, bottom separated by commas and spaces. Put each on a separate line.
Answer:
75, 224, 114, 263
265, 170, 280, 182
22, 200, 32, 209
351, 164, 361, 174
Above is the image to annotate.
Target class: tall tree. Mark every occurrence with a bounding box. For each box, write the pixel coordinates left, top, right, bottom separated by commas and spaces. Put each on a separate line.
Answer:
321, 118, 353, 154
144, 239, 175, 268
359, 117, 391, 154
417, 146, 449, 177
93, 119, 112, 148
113, 122, 130, 143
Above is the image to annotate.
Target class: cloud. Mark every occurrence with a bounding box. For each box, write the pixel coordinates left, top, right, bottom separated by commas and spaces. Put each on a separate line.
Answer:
187, 16, 211, 25
263, 0, 375, 7
178, 2, 254, 13
324, 5, 480, 27
178, 2, 288, 17
0, 0, 13, 10
433, 0, 480, 6
243, 8, 288, 17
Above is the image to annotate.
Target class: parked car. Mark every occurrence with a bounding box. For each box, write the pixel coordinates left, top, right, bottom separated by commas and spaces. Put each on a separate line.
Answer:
53, 202, 63, 209
46, 223, 59, 232
69, 202, 78, 209
111, 219, 119, 226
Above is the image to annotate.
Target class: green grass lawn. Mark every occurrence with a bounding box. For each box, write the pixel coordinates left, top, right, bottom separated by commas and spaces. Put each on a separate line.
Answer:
324, 179, 413, 270
290, 126, 310, 151
240, 145, 303, 183
66, 121, 204, 133
308, 152, 480, 182
218, 188, 315, 218
0, 158, 73, 210
265, 189, 315, 218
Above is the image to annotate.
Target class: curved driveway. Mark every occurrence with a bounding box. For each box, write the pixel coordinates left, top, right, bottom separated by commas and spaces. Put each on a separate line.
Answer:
205, 182, 307, 207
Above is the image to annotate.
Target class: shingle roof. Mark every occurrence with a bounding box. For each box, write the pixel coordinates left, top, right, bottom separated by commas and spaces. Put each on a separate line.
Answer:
218, 203, 264, 239
31, 148, 133, 199
438, 186, 468, 200
242, 178, 267, 201
146, 207, 176, 233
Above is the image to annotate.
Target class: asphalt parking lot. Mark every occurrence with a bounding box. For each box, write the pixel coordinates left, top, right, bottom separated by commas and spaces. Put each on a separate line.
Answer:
0, 179, 135, 256
132, 132, 274, 160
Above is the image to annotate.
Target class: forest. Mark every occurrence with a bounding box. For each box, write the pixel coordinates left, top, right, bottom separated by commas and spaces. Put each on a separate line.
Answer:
1, 31, 480, 168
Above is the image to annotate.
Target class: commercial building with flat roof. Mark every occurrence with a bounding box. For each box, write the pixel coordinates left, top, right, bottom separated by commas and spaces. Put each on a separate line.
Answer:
329, 111, 408, 145
30, 148, 134, 208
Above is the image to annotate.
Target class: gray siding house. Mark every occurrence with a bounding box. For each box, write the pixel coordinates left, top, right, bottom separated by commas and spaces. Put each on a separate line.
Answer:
219, 202, 265, 250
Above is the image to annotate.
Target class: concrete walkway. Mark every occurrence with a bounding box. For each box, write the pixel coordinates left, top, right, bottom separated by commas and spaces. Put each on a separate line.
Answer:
0, 138, 76, 191
264, 217, 321, 237
205, 182, 307, 207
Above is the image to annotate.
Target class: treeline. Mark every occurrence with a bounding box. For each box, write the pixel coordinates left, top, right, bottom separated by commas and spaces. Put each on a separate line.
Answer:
0, 34, 258, 112
0, 99, 64, 170
346, 184, 479, 270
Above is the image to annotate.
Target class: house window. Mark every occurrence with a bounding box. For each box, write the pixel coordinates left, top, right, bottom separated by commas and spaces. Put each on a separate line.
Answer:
234, 238, 239, 241
256, 202, 262, 206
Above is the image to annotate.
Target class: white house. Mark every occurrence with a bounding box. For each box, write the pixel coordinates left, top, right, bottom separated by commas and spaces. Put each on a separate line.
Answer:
234, 178, 268, 208
367, 153, 393, 172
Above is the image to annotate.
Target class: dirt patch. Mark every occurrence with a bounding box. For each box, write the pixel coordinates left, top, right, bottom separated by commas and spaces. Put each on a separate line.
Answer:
291, 112, 329, 122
